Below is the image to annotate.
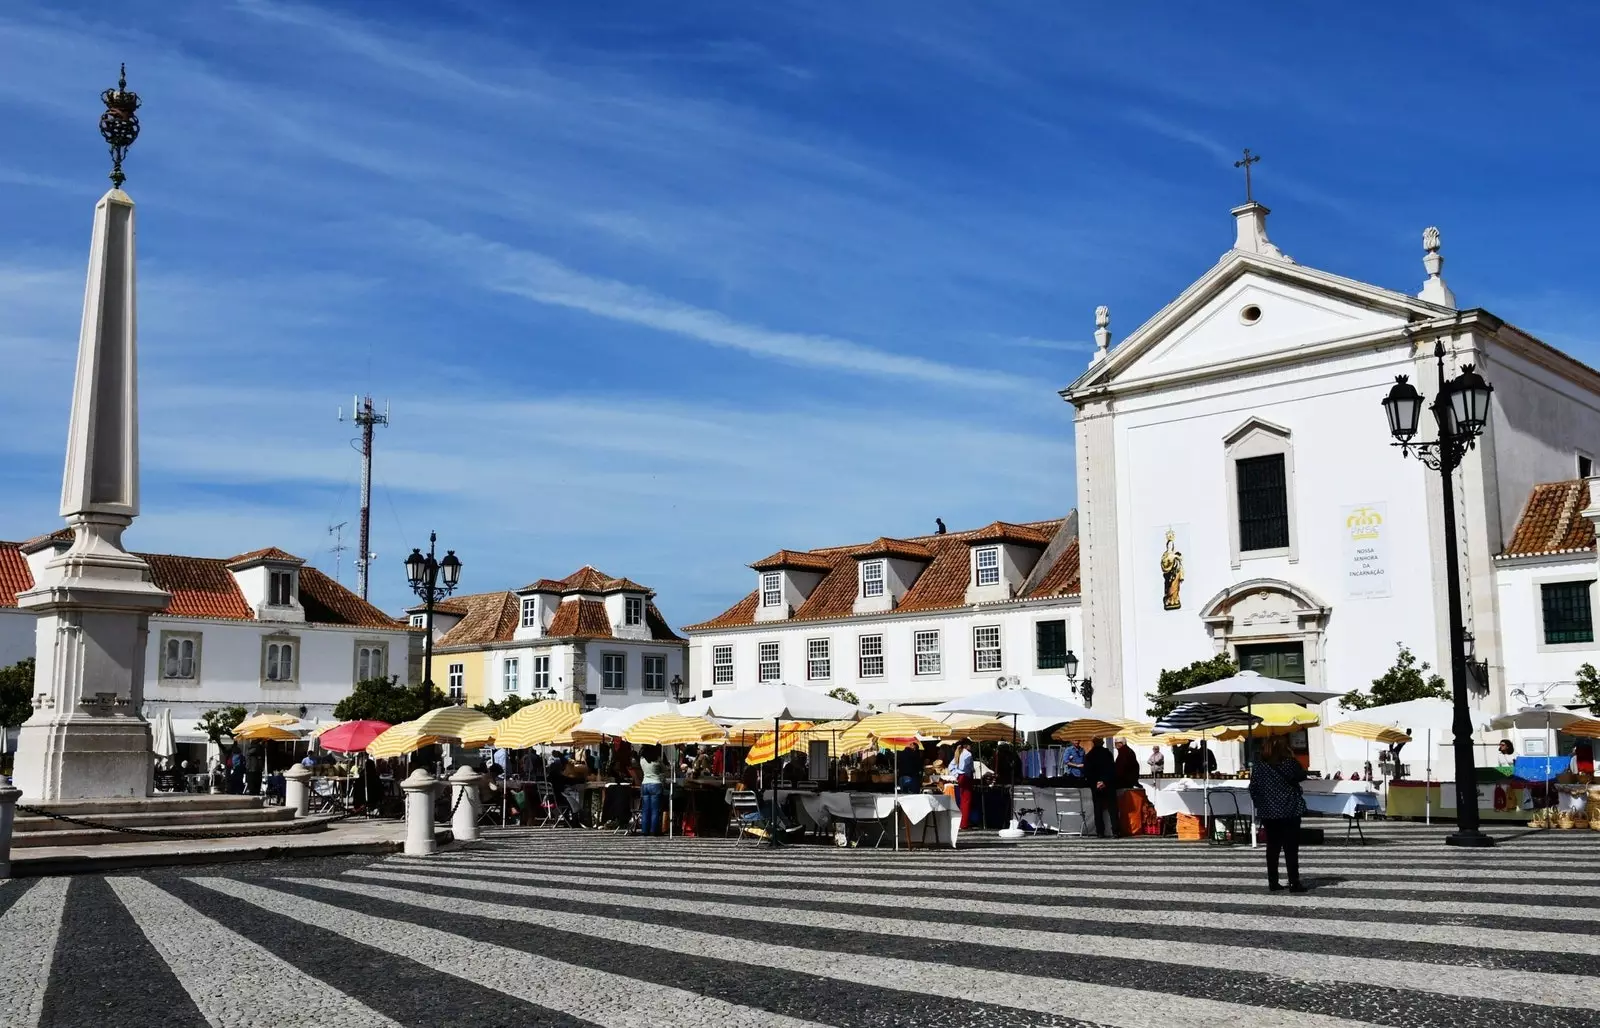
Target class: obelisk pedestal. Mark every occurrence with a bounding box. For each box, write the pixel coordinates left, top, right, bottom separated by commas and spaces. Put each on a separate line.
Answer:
12, 72, 172, 802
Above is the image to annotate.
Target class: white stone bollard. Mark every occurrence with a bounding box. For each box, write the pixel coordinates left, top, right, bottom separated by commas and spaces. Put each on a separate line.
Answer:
449, 766, 482, 843
283, 764, 312, 817
0, 777, 21, 879
401, 768, 438, 856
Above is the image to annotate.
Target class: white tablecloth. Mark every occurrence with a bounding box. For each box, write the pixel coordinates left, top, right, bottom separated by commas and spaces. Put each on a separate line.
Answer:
795, 792, 961, 847
1144, 779, 1380, 818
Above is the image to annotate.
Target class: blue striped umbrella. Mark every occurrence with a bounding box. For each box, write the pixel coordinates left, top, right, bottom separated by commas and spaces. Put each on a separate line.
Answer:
1155, 703, 1261, 735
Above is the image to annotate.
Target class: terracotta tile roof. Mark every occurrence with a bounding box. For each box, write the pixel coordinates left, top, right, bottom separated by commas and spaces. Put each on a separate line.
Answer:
297, 567, 409, 629
18, 529, 72, 555
518, 566, 653, 596
967, 521, 1053, 547
646, 601, 686, 642
749, 550, 835, 573
1028, 538, 1081, 598
142, 553, 254, 620
225, 547, 305, 567
0, 543, 32, 607
1502, 479, 1597, 557
409, 596, 472, 616
685, 516, 1075, 631
434, 592, 520, 647
1, 536, 405, 627
853, 537, 934, 561
547, 598, 613, 639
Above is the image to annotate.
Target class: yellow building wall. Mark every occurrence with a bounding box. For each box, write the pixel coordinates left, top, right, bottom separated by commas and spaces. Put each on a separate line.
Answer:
429, 651, 488, 706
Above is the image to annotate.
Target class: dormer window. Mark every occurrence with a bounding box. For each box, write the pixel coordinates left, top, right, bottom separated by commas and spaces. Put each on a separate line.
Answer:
409, 614, 425, 628
625, 596, 644, 627
975, 546, 1000, 587
268, 570, 294, 606
860, 560, 885, 598
761, 572, 782, 608
521, 596, 538, 628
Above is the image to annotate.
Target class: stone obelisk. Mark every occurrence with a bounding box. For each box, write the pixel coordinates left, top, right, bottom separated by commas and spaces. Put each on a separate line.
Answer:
11, 67, 171, 801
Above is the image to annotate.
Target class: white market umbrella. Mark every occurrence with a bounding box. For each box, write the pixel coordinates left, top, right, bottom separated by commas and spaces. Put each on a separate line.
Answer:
1491, 705, 1588, 774
1171, 671, 1342, 707
151, 707, 177, 761
1154, 704, 1262, 824
698, 684, 860, 839
929, 687, 1093, 733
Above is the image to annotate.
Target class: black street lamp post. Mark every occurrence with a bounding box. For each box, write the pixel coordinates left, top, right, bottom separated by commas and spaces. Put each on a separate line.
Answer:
1063, 650, 1095, 708
670, 674, 687, 703
1381, 339, 1495, 848
404, 531, 463, 702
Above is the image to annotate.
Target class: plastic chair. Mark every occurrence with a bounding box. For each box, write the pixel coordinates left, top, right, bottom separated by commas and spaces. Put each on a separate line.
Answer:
1012, 786, 1045, 834
1054, 787, 1089, 838
728, 791, 762, 845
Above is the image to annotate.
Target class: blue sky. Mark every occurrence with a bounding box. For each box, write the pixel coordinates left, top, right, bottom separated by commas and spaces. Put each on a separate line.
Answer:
2, 2, 1597, 626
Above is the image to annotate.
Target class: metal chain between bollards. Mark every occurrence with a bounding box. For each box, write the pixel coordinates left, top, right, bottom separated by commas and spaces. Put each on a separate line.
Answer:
437, 783, 469, 826
16, 803, 358, 841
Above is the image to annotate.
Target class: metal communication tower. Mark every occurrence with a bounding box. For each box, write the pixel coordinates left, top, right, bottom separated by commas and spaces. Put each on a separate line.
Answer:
338, 395, 389, 600
328, 522, 349, 583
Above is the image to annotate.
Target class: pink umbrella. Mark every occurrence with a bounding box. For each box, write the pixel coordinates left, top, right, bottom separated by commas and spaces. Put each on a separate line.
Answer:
318, 720, 392, 753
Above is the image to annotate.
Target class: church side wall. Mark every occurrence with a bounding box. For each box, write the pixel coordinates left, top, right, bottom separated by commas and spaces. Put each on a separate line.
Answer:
1482, 342, 1600, 547
1111, 348, 1442, 718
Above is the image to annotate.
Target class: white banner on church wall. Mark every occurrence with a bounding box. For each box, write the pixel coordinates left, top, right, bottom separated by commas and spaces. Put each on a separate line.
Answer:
1341, 503, 1390, 599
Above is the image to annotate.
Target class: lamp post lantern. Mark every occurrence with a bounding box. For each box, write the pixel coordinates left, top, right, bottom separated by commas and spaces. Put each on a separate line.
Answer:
670, 674, 687, 704
1380, 339, 1495, 848
1063, 650, 1094, 708
405, 531, 463, 703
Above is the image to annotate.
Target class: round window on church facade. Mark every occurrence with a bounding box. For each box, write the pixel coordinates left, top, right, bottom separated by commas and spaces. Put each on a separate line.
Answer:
1240, 304, 1263, 325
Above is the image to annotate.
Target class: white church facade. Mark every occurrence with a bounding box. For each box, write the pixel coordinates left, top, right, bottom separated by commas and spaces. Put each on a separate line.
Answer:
1065, 199, 1600, 766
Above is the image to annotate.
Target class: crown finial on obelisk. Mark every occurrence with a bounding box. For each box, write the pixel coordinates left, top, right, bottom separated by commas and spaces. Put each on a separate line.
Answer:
100, 63, 141, 190
1418, 226, 1456, 307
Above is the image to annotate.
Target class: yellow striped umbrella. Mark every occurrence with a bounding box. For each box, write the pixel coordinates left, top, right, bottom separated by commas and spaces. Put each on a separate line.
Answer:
940, 715, 1020, 744
838, 712, 951, 754
1327, 721, 1411, 745
1555, 716, 1600, 738
1051, 718, 1146, 743
1214, 703, 1319, 741
410, 706, 498, 746
746, 722, 816, 765
624, 714, 727, 747
492, 701, 583, 749
366, 723, 447, 759
725, 721, 779, 747
232, 712, 298, 735
545, 727, 607, 747
232, 722, 301, 742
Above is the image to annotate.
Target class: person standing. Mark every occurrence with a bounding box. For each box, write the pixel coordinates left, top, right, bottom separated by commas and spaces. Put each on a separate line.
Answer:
1114, 739, 1140, 789
952, 739, 976, 827
1249, 736, 1308, 893
1084, 738, 1117, 838
638, 744, 667, 836
1063, 740, 1086, 781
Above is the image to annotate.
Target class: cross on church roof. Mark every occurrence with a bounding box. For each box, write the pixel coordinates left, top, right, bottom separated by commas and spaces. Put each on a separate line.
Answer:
1233, 147, 1260, 204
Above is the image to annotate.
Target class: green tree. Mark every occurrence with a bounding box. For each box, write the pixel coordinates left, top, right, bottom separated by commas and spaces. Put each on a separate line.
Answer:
333, 676, 450, 723
1340, 644, 1448, 711
1575, 663, 1600, 714
196, 705, 248, 745
1147, 653, 1238, 719
827, 687, 860, 706
0, 658, 35, 728
475, 694, 534, 720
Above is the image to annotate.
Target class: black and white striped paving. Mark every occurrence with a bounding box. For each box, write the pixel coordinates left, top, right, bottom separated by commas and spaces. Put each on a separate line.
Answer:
3, 821, 1598, 1027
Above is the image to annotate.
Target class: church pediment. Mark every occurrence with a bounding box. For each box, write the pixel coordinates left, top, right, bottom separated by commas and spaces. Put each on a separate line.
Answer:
1066, 251, 1451, 401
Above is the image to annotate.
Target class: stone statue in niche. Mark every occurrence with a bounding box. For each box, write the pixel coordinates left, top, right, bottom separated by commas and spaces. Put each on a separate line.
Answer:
1160, 528, 1184, 610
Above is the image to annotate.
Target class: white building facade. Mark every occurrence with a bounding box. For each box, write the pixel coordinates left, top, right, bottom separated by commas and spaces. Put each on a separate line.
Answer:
418, 566, 688, 710
3, 535, 417, 739
1064, 200, 1600, 768
684, 519, 1086, 710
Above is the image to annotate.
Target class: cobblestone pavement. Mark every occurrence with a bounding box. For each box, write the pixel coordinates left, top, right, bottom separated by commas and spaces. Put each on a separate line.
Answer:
4, 821, 1600, 1027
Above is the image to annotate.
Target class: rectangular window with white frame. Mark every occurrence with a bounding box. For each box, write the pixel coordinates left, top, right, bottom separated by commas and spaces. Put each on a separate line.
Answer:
914, 629, 941, 675
806, 638, 830, 681
761, 572, 782, 608
520, 596, 538, 628
712, 644, 734, 685
503, 657, 520, 693
758, 641, 781, 682
409, 613, 425, 628
448, 662, 465, 701
602, 652, 627, 691
972, 625, 1002, 672
160, 631, 201, 681
643, 654, 666, 692
263, 637, 298, 683
355, 641, 387, 682
974, 546, 1000, 587
858, 634, 884, 678
860, 560, 885, 598
625, 596, 644, 627
268, 569, 294, 606
532, 654, 551, 693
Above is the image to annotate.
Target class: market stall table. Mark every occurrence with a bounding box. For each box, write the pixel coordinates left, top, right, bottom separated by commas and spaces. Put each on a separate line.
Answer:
1143, 779, 1380, 842
792, 792, 961, 848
